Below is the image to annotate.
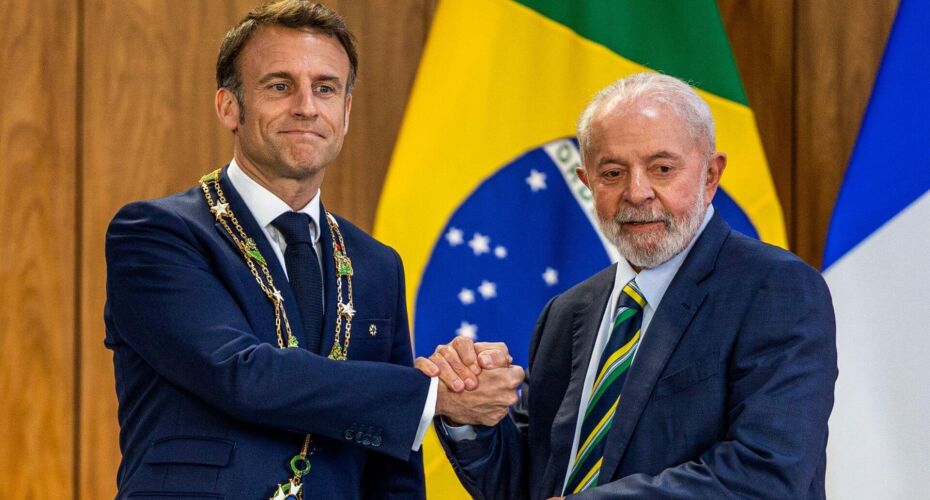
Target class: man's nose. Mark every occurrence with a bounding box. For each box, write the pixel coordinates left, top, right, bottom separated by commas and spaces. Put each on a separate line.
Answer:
625, 169, 655, 204
291, 86, 318, 118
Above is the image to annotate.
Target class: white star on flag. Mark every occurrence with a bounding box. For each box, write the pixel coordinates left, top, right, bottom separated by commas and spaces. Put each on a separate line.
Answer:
494, 245, 508, 258
456, 321, 478, 339
458, 288, 475, 305
526, 169, 547, 192
542, 267, 559, 286
477, 280, 497, 299
468, 232, 491, 255
445, 227, 464, 246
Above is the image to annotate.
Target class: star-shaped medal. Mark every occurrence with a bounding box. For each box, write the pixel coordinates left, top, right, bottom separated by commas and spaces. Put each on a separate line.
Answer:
272, 287, 285, 303
338, 302, 356, 319
270, 480, 301, 500
211, 202, 230, 219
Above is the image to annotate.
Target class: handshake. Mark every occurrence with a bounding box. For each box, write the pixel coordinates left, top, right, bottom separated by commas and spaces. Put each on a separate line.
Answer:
415, 337, 525, 427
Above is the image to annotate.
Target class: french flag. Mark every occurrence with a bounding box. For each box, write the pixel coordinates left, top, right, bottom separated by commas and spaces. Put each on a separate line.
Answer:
823, 0, 930, 497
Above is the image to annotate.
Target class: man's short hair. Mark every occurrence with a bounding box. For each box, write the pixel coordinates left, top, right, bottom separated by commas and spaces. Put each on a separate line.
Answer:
577, 72, 715, 161
216, 0, 358, 106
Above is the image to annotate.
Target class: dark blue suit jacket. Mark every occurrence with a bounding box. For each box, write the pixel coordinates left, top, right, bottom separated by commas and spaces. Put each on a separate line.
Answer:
439, 213, 837, 499
105, 168, 430, 499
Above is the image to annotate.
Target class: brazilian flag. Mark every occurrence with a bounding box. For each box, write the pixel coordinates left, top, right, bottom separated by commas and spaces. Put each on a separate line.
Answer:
375, 0, 785, 496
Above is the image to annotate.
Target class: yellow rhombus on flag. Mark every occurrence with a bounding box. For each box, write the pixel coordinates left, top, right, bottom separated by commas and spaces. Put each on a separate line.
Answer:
375, 0, 785, 497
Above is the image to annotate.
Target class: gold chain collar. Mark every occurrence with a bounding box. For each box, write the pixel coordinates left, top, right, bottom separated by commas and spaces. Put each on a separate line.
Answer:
199, 168, 357, 499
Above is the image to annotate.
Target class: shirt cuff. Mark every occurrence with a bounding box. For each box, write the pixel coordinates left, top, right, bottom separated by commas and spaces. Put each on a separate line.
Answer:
412, 376, 439, 451
441, 419, 478, 441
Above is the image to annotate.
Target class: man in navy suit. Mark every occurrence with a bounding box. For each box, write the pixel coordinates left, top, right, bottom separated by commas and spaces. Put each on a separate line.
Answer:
420, 72, 837, 499
104, 2, 523, 498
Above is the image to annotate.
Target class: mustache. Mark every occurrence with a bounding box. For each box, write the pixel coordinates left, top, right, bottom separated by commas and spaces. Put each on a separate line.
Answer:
611, 206, 673, 226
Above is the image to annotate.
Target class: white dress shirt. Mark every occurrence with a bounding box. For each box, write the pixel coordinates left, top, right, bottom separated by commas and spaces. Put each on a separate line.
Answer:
226, 159, 437, 451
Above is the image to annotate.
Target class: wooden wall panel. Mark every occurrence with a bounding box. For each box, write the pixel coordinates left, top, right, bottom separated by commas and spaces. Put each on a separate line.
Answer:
0, 0, 77, 496
79, 2, 253, 497
795, 0, 898, 267
718, 0, 796, 243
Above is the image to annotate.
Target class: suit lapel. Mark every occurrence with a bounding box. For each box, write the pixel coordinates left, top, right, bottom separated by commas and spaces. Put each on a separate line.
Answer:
211, 167, 308, 348
317, 205, 339, 357
542, 267, 615, 496
598, 213, 730, 482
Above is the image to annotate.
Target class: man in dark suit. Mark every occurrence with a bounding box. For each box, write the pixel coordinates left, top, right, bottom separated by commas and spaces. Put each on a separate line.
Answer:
104, 2, 522, 498
420, 72, 837, 499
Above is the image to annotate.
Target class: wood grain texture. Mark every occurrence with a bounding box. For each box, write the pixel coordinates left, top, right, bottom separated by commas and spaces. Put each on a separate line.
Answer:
795, 0, 898, 267
718, 0, 796, 243
0, 0, 77, 496
78, 2, 252, 497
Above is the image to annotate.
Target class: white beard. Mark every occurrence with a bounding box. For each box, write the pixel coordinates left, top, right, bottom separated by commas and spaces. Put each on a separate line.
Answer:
596, 184, 706, 270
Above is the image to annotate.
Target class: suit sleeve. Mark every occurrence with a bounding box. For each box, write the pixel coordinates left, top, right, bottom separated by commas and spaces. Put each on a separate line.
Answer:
105, 201, 431, 461
360, 248, 426, 499
572, 260, 837, 499
435, 296, 559, 500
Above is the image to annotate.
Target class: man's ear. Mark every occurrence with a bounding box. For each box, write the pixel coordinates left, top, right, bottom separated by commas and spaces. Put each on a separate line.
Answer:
342, 92, 352, 134
215, 88, 240, 132
704, 152, 727, 200
577, 166, 591, 190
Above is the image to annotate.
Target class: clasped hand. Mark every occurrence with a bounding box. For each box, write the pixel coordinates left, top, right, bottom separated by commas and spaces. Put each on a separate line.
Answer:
415, 336, 524, 427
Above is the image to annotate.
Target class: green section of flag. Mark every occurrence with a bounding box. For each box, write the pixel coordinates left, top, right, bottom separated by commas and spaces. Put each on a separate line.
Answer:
513, 0, 747, 104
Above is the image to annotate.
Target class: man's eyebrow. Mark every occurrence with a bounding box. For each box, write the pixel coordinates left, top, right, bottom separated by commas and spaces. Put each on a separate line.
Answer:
647, 150, 682, 161
257, 71, 294, 85
598, 156, 628, 167
314, 75, 344, 88
257, 72, 345, 89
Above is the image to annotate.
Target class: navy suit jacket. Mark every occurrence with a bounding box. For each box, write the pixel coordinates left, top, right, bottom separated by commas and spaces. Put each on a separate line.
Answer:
439, 213, 837, 499
105, 168, 430, 499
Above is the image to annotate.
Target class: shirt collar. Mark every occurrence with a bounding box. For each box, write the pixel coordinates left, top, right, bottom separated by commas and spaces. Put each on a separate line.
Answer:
226, 158, 322, 241
613, 204, 715, 309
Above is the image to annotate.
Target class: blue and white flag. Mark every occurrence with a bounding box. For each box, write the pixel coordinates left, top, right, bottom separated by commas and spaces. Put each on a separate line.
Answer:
823, 1, 930, 497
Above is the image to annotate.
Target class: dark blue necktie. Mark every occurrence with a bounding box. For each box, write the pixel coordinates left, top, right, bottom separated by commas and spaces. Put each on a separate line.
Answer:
271, 212, 324, 353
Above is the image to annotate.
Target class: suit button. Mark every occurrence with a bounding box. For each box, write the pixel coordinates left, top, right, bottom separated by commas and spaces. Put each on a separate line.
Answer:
360, 435, 371, 446
371, 435, 382, 447
344, 430, 355, 441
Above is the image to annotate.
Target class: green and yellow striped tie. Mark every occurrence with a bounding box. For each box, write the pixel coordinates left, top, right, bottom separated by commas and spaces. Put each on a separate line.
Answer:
564, 279, 646, 494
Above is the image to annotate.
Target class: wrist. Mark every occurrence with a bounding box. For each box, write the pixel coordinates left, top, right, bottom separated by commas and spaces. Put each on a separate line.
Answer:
443, 415, 465, 427
435, 385, 465, 425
